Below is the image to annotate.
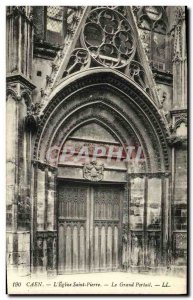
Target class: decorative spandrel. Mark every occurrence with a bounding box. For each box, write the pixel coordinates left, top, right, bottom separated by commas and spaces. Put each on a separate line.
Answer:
81, 7, 136, 68
125, 60, 146, 90
44, 6, 156, 96
63, 48, 91, 78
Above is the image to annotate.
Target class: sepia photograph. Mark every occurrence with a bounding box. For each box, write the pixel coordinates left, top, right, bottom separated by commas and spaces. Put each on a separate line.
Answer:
6, 5, 188, 295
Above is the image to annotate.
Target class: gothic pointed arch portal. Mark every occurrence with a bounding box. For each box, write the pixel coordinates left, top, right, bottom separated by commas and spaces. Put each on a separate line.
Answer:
32, 70, 171, 273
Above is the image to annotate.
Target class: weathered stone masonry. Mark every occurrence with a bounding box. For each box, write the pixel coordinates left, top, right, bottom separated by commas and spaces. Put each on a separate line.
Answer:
6, 6, 187, 275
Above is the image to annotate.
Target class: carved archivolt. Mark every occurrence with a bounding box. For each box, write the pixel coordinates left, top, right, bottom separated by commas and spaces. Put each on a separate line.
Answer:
33, 72, 170, 172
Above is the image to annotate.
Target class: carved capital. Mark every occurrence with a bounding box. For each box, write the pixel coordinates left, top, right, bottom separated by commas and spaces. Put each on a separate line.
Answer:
48, 165, 58, 174
32, 160, 57, 174
32, 160, 46, 171
167, 135, 187, 146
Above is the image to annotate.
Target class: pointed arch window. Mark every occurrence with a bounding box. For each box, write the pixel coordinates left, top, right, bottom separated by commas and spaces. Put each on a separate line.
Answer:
133, 6, 173, 73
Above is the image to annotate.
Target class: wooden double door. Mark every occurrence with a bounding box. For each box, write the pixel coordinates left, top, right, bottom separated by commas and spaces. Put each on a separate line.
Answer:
57, 182, 123, 273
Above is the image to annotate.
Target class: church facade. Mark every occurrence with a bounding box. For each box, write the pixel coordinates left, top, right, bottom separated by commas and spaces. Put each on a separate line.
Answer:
6, 6, 187, 275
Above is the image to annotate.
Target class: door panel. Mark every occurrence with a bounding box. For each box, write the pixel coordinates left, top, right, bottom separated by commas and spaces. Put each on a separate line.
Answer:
58, 184, 87, 273
92, 186, 122, 272
58, 182, 123, 273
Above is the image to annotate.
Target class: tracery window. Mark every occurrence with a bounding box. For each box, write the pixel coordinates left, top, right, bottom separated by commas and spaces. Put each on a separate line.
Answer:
133, 6, 173, 73
81, 7, 136, 69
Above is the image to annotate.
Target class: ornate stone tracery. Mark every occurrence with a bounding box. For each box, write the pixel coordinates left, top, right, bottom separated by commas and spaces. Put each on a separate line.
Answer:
40, 6, 90, 103
37, 6, 166, 115
81, 7, 136, 69
62, 48, 91, 78
133, 6, 168, 34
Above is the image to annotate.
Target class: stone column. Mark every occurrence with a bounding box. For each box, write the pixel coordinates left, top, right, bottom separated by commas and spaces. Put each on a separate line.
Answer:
6, 6, 35, 275
46, 168, 57, 231
169, 7, 187, 273
122, 173, 129, 270
170, 136, 187, 271
44, 166, 57, 274
32, 162, 46, 273
32, 162, 57, 273
162, 175, 170, 268
6, 91, 34, 275
172, 7, 187, 109
6, 92, 18, 272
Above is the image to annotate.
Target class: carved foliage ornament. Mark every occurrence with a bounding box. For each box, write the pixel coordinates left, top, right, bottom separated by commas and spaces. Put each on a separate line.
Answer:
81, 8, 136, 68
83, 160, 104, 181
